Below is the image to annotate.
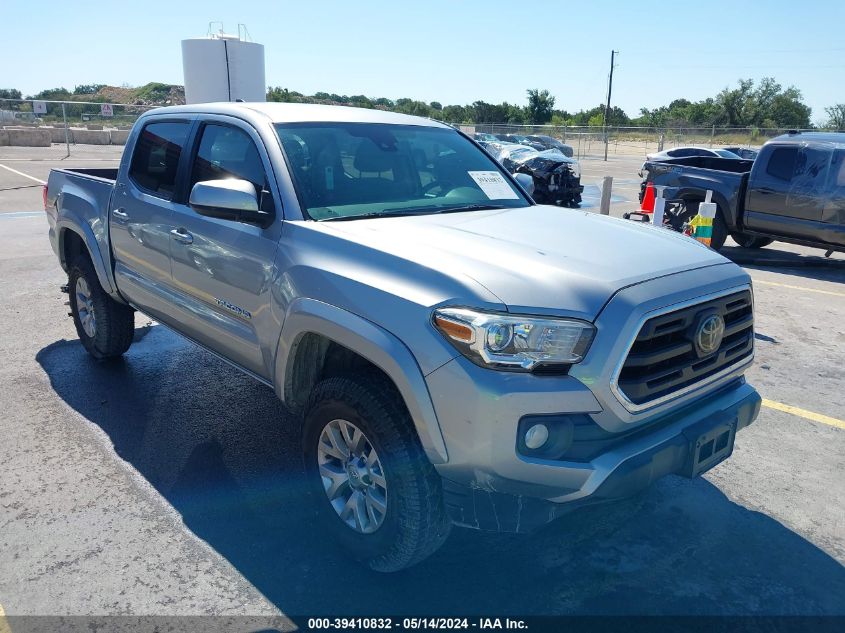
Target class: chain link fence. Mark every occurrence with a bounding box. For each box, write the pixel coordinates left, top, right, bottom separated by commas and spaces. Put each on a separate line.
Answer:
0, 99, 158, 155
465, 123, 835, 160
2, 97, 837, 162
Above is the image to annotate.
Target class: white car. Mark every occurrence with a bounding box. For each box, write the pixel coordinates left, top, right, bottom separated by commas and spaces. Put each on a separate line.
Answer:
640, 147, 742, 175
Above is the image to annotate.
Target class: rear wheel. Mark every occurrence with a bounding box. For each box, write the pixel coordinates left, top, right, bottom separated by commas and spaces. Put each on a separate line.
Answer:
303, 374, 451, 572
68, 256, 135, 359
731, 232, 773, 249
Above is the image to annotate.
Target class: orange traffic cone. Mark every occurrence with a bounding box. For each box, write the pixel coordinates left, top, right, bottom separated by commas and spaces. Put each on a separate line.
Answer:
640, 182, 655, 213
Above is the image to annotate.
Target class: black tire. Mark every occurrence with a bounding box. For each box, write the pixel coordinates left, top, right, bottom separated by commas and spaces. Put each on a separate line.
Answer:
686, 200, 728, 250
302, 374, 451, 572
68, 256, 135, 359
731, 232, 773, 249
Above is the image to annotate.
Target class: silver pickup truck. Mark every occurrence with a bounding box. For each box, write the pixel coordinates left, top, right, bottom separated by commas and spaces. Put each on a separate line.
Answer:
45, 103, 761, 571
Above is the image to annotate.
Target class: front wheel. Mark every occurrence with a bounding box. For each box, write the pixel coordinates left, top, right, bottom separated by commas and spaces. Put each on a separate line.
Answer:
302, 374, 451, 572
731, 232, 773, 249
68, 256, 135, 359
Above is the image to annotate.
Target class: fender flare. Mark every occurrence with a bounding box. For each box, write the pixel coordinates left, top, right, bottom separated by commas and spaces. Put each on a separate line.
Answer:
57, 220, 117, 296
274, 298, 449, 464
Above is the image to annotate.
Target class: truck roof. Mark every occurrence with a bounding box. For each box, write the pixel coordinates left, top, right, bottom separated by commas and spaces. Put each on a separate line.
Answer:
139, 102, 452, 129
769, 131, 845, 148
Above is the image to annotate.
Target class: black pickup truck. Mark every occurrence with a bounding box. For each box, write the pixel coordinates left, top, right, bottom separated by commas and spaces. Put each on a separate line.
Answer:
640, 132, 845, 252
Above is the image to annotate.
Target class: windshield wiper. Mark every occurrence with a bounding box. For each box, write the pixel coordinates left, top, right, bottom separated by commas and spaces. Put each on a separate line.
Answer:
320, 203, 508, 221
434, 204, 508, 213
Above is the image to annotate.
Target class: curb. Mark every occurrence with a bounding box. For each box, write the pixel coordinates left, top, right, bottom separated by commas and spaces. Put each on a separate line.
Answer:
723, 254, 845, 269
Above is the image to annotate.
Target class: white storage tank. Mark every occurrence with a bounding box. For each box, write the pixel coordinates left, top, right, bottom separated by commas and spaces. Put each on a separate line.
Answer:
181, 25, 265, 104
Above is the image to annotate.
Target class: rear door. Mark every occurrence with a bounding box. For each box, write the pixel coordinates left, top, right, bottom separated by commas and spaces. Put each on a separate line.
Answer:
167, 117, 283, 379
821, 148, 845, 246
111, 118, 193, 318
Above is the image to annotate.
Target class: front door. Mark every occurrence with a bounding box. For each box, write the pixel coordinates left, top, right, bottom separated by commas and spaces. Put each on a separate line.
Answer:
168, 119, 283, 379
110, 119, 192, 319
745, 144, 828, 241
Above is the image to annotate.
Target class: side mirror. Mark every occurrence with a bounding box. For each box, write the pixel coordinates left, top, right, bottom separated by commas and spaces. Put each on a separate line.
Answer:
189, 179, 273, 228
513, 172, 535, 196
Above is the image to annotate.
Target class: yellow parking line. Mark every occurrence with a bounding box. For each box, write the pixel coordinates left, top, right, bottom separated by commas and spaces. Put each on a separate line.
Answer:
754, 280, 845, 298
0, 601, 11, 633
762, 399, 845, 430
0, 162, 46, 185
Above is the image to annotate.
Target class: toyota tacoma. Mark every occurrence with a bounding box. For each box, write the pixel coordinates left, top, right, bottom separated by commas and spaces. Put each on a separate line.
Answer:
45, 103, 760, 571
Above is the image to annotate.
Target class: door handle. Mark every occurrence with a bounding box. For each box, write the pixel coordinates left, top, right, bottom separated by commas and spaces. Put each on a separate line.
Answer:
170, 228, 193, 244
112, 208, 129, 221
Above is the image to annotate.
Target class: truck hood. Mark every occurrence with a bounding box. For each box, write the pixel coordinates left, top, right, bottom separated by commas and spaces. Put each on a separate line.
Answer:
317, 205, 730, 320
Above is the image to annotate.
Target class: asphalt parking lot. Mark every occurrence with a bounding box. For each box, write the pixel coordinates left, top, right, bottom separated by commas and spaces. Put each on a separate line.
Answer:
0, 144, 843, 624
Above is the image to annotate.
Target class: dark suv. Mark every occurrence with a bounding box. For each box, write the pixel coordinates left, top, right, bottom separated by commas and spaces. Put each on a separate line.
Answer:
525, 135, 575, 158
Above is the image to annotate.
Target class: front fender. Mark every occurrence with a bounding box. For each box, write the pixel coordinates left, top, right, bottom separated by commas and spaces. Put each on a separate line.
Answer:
274, 298, 449, 464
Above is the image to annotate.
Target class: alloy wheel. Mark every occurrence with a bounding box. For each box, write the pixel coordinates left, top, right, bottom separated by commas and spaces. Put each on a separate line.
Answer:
317, 418, 388, 534
75, 277, 97, 338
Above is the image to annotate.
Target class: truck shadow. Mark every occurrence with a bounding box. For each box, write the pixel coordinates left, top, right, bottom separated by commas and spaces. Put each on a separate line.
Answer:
36, 325, 845, 618
721, 244, 845, 282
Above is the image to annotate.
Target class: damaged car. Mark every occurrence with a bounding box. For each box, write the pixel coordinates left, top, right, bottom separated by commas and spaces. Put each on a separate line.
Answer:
485, 141, 583, 207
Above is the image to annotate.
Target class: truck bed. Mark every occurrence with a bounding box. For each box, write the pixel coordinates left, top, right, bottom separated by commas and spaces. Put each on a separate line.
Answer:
45, 168, 118, 294
59, 167, 119, 182
642, 157, 754, 229
648, 156, 754, 174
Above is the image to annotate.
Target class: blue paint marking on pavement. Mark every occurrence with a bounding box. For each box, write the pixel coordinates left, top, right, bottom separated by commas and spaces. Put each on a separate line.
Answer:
579, 184, 628, 208
0, 212, 44, 219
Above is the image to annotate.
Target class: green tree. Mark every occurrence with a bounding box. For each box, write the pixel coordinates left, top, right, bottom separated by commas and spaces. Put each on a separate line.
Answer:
825, 104, 845, 130
28, 87, 71, 100
441, 105, 467, 123
716, 79, 754, 126
267, 86, 298, 102
73, 84, 105, 95
766, 87, 810, 128
526, 89, 555, 124
715, 78, 811, 128
395, 98, 432, 118
0, 88, 22, 100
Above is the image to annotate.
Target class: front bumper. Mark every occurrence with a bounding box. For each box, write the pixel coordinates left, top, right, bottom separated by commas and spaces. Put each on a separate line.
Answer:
429, 357, 760, 532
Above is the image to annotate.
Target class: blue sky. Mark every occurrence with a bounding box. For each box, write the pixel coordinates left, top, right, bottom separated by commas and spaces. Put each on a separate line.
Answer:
3, 0, 843, 123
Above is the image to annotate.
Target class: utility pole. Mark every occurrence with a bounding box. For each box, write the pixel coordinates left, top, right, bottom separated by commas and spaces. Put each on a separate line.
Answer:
603, 50, 619, 162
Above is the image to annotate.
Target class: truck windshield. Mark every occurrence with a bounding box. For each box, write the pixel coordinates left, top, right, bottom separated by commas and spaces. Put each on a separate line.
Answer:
274, 122, 530, 220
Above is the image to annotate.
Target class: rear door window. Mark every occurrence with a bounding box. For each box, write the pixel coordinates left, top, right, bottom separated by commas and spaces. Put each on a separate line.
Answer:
764, 147, 798, 181
128, 121, 191, 199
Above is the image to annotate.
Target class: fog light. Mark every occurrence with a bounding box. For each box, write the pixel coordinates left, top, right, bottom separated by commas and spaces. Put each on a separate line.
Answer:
524, 424, 549, 450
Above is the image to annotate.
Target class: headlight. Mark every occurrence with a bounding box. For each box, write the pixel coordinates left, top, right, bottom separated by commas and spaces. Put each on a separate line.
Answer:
433, 308, 595, 371
568, 161, 581, 178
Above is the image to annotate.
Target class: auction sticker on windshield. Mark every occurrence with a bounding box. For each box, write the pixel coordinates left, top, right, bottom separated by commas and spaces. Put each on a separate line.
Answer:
468, 171, 519, 200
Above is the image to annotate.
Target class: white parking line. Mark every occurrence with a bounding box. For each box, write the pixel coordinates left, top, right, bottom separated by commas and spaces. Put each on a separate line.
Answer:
0, 212, 44, 219
0, 163, 46, 185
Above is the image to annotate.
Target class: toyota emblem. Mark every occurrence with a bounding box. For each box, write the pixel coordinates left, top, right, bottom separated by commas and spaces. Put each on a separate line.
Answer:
695, 314, 725, 357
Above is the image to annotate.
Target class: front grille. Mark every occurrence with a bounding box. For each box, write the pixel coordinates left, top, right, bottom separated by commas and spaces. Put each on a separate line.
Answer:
617, 290, 754, 406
